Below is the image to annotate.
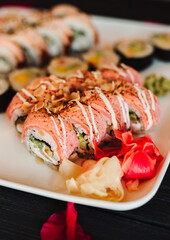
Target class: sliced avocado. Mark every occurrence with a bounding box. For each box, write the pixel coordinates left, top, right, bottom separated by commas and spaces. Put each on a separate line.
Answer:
30, 135, 53, 158
129, 111, 139, 123
78, 133, 89, 150
107, 124, 111, 134
72, 29, 85, 41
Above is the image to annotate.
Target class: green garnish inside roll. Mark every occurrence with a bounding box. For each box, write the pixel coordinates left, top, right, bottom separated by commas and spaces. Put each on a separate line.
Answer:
30, 135, 53, 158
72, 29, 85, 40
129, 111, 139, 123
144, 74, 170, 97
78, 133, 89, 150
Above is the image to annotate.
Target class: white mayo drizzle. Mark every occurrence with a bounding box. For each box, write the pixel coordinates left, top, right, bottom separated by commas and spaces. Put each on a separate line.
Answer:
124, 101, 130, 129
16, 93, 27, 103
88, 105, 100, 142
76, 70, 84, 78
76, 101, 94, 142
40, 80, 53, 88
116, 92, 130, 129
134, 85, 153, 129
50, 116, 63, 147
70, 70, 84, 78
111, 64, 127, 77
95, 87, 118, 129
21, 88, 37, 101
92, 71, 102, 79
121, 63, 135, 83
148, 90, 155, 111
58, 115, 67, 151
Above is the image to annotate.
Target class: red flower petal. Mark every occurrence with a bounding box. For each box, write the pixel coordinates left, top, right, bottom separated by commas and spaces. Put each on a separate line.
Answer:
40, 203, 91, 240
66, 203, 77, 240
40, 212, 66, 240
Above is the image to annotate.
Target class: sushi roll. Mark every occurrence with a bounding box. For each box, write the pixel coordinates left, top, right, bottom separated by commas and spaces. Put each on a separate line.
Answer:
51, 4, 80, 18
82, 49, 120, 70
36, 20, 71, 57
0, 76, 14, 112
22, 108, 79, 165
11, 29, 48, 66
6, 75, 71, 132
60, 101, 107, 155
47, 57, 88, 78
64, 13, 98, 53
115, 39, 154, 71
8, 67, 46, 92
81, 82, 160, 133
121, 84, 161, 133
67, 64, 143, 87
100, 64, 143, 86
0, 36, 25, 74
0, 14, 23, 34
151, 33, 170, 61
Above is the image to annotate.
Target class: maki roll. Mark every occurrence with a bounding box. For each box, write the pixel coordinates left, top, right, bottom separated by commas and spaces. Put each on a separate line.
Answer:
51, 4, 80, 18
37, 20, 71, 57
47, 57, 88, 78
22, 109, 79, 165
6, 75, 68, 132
0, 36, 25, 74
115, 39, 154, 71
0, 76, 14, 112
82, 49, 120, 70
60, 101, 107, 155
151, 33, 170, 61
9, 67, 46, 92
11, 29, 48, 66
64, 13, 98, 53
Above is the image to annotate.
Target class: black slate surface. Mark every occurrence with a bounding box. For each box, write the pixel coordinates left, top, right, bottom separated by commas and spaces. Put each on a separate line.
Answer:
0, 165, 170, 240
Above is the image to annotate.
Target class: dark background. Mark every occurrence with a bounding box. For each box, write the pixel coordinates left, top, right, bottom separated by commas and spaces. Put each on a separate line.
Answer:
0, 0, 170, 24
0, 1, 170, 240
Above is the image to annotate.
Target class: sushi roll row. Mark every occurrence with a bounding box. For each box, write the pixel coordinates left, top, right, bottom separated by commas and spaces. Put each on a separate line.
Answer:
20, 79, 160, 165
6, 67, 160, 165
0, 9, 98, 75
6, 63, 142, 129
0, 4, 79, 34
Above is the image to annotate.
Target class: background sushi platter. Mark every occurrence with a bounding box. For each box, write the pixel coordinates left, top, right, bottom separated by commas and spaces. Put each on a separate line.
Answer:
0, 15, 170, 211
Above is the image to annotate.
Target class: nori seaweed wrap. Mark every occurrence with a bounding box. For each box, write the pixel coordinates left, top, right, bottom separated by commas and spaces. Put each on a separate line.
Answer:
115, 39, 154, 71
151, 33, 170, 61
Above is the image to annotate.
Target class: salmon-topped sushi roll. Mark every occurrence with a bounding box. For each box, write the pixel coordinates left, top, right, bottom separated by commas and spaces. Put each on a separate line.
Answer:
22, 109, 79, 165
64, 13, 98, 53
82, 87, 130, 133
11, 29, 48, 66
0, 36, 25, 74
100, 63, 143, 86
37, 20, 72, 57
121, 84, 161, 132
60, 101, 107, 155
51, 4, 80, 18
6, 76, 67, 133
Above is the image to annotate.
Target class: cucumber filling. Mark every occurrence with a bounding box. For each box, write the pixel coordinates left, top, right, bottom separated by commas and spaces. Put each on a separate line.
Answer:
30, 135, 54, 159
72, 29, 86, 41
44, 36, 55, 46
78, 133, 89, 150
129, 111, 140, 124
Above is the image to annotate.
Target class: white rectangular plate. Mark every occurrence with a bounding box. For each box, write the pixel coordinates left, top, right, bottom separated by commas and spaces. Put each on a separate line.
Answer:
0, 16, 170, 211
